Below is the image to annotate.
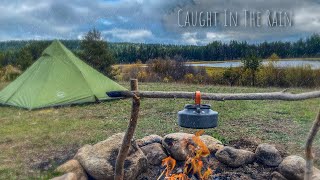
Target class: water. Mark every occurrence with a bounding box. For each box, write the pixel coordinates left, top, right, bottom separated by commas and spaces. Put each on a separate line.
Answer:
190, 60, 320, 69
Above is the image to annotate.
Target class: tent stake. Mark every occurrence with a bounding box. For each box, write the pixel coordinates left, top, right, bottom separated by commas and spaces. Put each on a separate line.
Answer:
114, 79, 140, 180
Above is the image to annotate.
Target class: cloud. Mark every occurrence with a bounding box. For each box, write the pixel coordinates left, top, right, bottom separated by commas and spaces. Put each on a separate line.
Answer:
182, 32, 199, 45
294, 6, 320, 33
102, 28, 153, 42
0, 0, 319, 44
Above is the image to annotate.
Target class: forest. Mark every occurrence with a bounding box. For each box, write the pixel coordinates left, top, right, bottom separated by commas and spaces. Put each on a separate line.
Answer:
0, 34, 320, 67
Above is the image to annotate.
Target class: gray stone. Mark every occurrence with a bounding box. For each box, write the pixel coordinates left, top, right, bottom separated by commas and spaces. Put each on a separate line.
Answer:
51, 173, 77, 180
215, 146, 255, 168
271, 171, 287, 180
74, 133, 147, 180
162, 133, 223, 161
162, 133, 194, 161
140, 143, 167, 165
55, 159, 87, 180
200, 135, 224, 153
136, 135, 163, 147
312, 167, 320, 180
278, 155, 305, 180
255, 143, 282, 167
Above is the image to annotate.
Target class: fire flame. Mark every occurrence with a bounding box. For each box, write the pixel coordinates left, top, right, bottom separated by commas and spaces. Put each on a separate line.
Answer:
161, 130, 213, 180
162, 156, 176, 177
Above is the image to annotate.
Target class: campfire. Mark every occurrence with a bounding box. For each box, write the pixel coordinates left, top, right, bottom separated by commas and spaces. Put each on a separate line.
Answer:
160, 130, 213, 180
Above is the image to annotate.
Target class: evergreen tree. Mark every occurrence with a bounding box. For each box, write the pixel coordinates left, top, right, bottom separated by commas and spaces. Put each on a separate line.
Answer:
0, 52, 4, 68
80, 28, 116, 77
16, 47, 33, 70
241, 55, 262, 86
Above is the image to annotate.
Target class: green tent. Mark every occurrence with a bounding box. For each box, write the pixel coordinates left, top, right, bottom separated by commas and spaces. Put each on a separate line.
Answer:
0, 40, 126, 110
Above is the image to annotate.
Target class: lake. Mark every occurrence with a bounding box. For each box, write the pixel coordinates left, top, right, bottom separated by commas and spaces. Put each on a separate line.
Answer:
189, 60, 320, 69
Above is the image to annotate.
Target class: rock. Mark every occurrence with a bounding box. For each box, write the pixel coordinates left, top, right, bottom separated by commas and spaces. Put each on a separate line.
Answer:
74, 133, 147, 180
162, 133, 223, 161
271, 171, 287, 180
278, 155, 305, 180
140, 143, 167, 165
162, 133, 194, 161
200, 135, 224, 153
255, 143, 282, 167
136, 135, 163, 147
215, 146, 255, 168
51, 173, 77, 180
312, 167, 320, 180
55, 159, 88, 180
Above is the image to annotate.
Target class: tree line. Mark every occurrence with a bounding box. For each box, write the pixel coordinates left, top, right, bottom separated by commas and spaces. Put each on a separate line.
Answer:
0, 34, 320, 68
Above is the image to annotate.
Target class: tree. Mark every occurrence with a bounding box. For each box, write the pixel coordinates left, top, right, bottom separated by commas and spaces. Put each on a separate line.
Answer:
80, 28, 116, 77
241, 55, 262, 86
0, 52, 4, 68
16, 46, 33, 70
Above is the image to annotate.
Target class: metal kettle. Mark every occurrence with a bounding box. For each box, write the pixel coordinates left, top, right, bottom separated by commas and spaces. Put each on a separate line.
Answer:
178, 91, 218, 129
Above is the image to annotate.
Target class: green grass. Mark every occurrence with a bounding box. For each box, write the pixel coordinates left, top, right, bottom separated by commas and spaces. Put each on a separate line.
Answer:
0, 82, 319, 179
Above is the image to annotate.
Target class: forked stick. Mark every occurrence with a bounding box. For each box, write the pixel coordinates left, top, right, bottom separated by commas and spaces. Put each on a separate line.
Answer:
114, 79, 140, 180
305, 109, 320, 180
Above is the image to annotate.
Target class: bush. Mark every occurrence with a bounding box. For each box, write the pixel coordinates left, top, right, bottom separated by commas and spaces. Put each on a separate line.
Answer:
284, 65, 317, 87
257, 62, 287, 87
0, 65, 21, 82
223, 67, 241, 86
184, 73, 195, 83
146, 58, 195, 81
119, 61, 148, 82
117, 58, 320, 88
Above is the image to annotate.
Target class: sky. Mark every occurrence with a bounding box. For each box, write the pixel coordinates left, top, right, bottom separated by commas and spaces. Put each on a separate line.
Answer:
1, 0, 320, 45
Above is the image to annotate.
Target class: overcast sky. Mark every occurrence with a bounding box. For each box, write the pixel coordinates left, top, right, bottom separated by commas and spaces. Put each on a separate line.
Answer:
1, 0, 320, 45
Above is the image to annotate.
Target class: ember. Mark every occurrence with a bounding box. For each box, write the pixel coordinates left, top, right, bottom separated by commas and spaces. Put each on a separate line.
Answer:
160, 130, 213, 180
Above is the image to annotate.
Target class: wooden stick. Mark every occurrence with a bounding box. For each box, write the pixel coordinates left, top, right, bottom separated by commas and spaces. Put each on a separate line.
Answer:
114, 79, 140, 180
107, 90, 320, 101
156, 167, 167, 180
305, 110, 320, 180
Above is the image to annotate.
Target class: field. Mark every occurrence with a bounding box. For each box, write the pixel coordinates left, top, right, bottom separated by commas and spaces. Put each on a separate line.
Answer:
0, 82, 320, 179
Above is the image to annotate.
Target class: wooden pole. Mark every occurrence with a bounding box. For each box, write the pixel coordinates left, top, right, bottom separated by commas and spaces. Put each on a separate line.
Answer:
305, 110, 320, 180
107, 90, 320, 101
114, 79, 140, 180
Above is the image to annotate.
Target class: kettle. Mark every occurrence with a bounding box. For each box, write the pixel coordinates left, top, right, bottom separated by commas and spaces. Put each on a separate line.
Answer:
178, 91, 218, 129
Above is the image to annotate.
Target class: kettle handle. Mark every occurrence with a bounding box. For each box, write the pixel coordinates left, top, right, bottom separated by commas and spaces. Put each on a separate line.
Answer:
195, 91, 201, 105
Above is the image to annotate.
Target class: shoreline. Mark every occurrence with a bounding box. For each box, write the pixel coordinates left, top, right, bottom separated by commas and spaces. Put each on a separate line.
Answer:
114, 58, 320, 67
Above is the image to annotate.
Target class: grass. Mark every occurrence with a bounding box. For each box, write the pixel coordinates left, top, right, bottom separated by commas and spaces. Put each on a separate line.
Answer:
0, 82, 320, 179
